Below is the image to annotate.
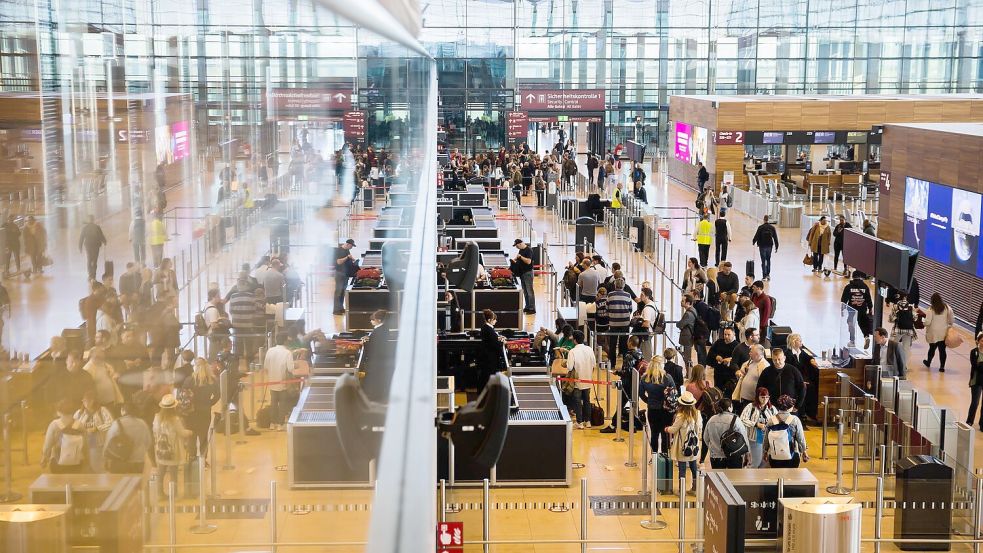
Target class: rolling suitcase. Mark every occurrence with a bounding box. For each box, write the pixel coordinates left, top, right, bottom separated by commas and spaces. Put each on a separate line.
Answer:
655, 436, 674, 494
745, 259, 755, 280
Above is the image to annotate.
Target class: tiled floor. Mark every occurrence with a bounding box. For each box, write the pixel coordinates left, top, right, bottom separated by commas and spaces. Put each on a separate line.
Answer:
3, 155, 980, 552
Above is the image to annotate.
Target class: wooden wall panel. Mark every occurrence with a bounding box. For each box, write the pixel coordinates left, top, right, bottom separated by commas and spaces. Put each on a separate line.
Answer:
800, 103, 830, 128
745, 103, 775, 128
857, 102, 887, 127
942, 101, 972, 121
828, 101, 859, 127
885, 101, 915, 122
717, 104, 746, 129
912, 101, 944, 121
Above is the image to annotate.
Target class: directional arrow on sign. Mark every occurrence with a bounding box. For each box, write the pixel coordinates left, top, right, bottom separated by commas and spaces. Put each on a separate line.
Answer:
525, 94, 536, 102
334, 93, 347, 102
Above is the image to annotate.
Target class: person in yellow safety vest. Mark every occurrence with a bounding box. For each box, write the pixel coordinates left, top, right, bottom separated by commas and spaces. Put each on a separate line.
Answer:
694, 214, 713, 268
244, 186, 255, 209
611, 181, 624, 209
149, 213, 168, 268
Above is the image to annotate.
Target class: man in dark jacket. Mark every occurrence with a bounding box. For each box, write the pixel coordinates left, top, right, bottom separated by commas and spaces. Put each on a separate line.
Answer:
751, 215, 779, 280
730, 327, 759, 378
79, 215, 108, 281
696, 162, 709, 194
872, 327, 907, 379
708, 327, 739, 397
3, 215, 21, 277
840, 271, 874, 348
716, 261, 740, 321
758, 349, 806, 412
714, 209, 732, 265
586, 153, 598, 188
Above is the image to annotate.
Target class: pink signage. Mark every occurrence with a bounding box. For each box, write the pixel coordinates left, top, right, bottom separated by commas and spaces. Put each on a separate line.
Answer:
674, 122, 692, 163
171, 121, 189, 161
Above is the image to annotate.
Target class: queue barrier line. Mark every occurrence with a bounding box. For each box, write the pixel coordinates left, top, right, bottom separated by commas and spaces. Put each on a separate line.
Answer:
554, 377, 614, 386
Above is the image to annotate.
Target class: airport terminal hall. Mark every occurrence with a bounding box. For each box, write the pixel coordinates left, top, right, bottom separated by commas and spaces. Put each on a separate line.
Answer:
5, 0, 983, 552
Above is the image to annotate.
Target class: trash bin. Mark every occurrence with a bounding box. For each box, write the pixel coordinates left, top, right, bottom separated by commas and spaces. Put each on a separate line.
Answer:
780, 497, 861, 553
894, 455, 953, 551
631, 217, 646, 251
778, 204, 803, 228
498, 186, 511, 209
575, 216, 597, 252
270, 217, 290, 254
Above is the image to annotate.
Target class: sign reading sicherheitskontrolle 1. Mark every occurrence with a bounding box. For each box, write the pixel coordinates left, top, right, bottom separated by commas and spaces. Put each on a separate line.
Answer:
268, 88, 352, 111
518, 89, 605, 111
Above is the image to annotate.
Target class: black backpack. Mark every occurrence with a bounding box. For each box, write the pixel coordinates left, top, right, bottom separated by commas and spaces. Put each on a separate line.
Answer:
720, 414, 749, 460
693, 314, 711, 342
769, 295, 777, 316
104, 420, 134, 463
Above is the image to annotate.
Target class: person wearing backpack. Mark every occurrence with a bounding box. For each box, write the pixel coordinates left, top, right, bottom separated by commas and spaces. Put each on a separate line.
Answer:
153, 394, 193, 498
763, 394, 808, 468
74, 391, 115, 472
739, 387, 778, 468
104, 401, 152, 474
665, 391, 702, 495
181, 358, 220, 457
639, 355, 677, 452
889, 290, 917, 361
691, 294, 715, 365
41, 399, 87, 473
757, 349, 805, 416
705, 399, 749, 469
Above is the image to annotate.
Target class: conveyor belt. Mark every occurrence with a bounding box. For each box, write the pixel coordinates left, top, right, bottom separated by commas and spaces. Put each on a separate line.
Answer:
509, 410, 563, 421
297, 379, 338, 412
511, 379, 564, 412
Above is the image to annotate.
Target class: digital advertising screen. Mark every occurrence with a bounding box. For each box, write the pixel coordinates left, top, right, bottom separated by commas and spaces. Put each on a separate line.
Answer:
762, 132, 784, 145
674, 122, 692, 163
691, 126, 708, 166
171, 121, 190, 161
155, 124, 173, 164
903, 176, 983, 278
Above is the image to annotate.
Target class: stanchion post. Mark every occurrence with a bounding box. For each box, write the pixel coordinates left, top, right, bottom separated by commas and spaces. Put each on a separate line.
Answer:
827, 415, 850, 495
874, 476, 884, 553
0, 413, 22, 502
580, 477, 588, 553
974, 471, 982, 553
695, 470, 705, 552
270, 480, 278, 553
208, 428, 219, 498
639, 421, 649, 495
220, 370, 234, 470
168, 480, 177, 553
614, 384, 625, 443
640, 449, 667, 530
852, 422, 861, 491
19, 401, 27, 464
483, 478, 490, 553
626, 368, 639, 468
439, 479, 447, 523
189, 455, 217, 533
678, 476, 686, 553
821, 399, 829, 459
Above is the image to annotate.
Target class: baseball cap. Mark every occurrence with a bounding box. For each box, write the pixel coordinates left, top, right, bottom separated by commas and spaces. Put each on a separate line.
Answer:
513, 239, 524, 246
345, 239, 356, 247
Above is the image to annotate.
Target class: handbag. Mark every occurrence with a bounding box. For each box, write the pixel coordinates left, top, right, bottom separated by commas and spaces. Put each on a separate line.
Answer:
802, 253, 813, 266
945, 327, 964, 349
731, 372, 746, 401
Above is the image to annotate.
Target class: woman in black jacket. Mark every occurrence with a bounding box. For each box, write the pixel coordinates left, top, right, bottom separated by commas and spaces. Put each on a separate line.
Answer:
832, 215, 852, 274
181, 358, 220, 457
967, 333, 983, 431
478, 309, 506, 391
783, 333, 819, 423
639, 355, 677, 454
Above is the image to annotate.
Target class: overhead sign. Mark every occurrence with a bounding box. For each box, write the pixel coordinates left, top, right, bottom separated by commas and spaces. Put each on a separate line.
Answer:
343, 111, 366, 140
519, 89, 605, 111
713, 130, 744, 145
269, 88, 352, 111
436, 521, 463, 552
528, 115, 602, 124
506, 111, 528, 139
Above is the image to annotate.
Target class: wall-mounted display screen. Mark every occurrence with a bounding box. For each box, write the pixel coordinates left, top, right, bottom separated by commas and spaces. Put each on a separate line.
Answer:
692, 126, 708, 165
674, 122, 692, 163
843, 228, 878, 277
814, 131, 836, 144
903, 177, 983, 278
762, 132, 784, 144
846, 131, 867, 144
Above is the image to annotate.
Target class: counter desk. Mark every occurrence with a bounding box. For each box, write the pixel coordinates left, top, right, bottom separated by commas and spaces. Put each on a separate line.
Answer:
708, 468, 818, 542
438, 375, 572, 487
439, 185, 488, 206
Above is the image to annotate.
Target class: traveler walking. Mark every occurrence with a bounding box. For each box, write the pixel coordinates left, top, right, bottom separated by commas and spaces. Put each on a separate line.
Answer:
763, 394, 809, 468
79, 215, 108, 281
639, 355, 677, 453
586, 153, 598, 188
694, 214, 713, 267
566, 331, 597, 429
2, 215, 21, 277
512, 239, 536, 314
23, 215, 47, 276
153, 394, 192, 498
705, 399, 749, 469
666, 391, 702, 495
739, 388, 777, 468
751, 215, 779, 280
967, 333, 983, 431
696, 162, 709, 195
922, 293, 955, 372
872, 328, 907, 379
832, 215, 852, 274
806, 216, 832, 274
889, 291, 917, 361
841, 271, 874, 348
714, 210, 732, 265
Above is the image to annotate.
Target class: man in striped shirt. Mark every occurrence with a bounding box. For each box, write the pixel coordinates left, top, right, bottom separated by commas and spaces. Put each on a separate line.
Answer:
605, 278, 634, 369
229, 279, 266, 362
